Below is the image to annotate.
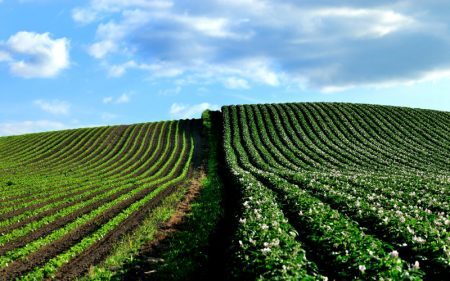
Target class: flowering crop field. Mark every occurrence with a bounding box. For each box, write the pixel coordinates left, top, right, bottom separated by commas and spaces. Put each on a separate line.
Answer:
0, 119, 202, 280
223, 103, 449, 280
0, 103, 448, 280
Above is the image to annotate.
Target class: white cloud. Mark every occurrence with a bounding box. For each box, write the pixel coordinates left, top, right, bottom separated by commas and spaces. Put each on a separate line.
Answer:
34, 100, 71, 115
169, 102, 219, 119
116, 93, 130, 103
72, 8, 98, 24
174, 15, 242, 39
0, 120, 67, 136
2, 31, 70, 78
72, 0, 173, 24
307, 8, 415, 38
102, 96, 114, 104
101, 112, 118, 121
107, 60, 183, 78
224, 77, 250, 90
87, 9, 153, 59
102, 93, 131, 104
321, 68, 450, 93
158, 86, 181, 96
0, 51, 11, 62
88, 40, 117, 59
73, 1, 450, 90
178, 58, 281, 87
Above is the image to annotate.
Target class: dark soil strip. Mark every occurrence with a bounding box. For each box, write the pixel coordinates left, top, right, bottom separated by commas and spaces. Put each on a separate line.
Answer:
103, 123, 161, 179
53, 184, 181, 280
0, 184, 139, 256
0, 124, 177, 256
10, 129, 80, 166
78, 125, 137, 174
46, 126, 115, 170
25, 128, 89, 164
0, 129, 66, 165
0, 122, 149, 206
0, 124, 151, 213
65, 125, 130, 166
0, 186, 100, 221
202, 111, 238, 281
0, 126, 118, 204
0, 183, 133, 235
34, 124, 131, 179
67, 124, 142, 177
123, 114, 235, 281
0, 180, 177, 280
94, 124, 151, 175
52, 121, 201, 281
0, 124, 186, 279
119, 171, 204, 281
131, 122, 176, 178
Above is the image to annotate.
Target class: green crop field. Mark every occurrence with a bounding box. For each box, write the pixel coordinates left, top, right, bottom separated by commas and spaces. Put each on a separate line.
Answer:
0, 103, 448, 280
223, 103, 449, 280
0, 119, 203, 280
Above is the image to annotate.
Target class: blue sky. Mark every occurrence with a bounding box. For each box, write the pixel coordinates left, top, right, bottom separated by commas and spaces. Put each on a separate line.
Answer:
1, 0, 450, 135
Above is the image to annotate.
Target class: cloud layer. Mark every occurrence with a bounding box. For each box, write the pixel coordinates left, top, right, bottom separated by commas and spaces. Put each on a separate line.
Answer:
169, 102, 219, 119
102, 93, 131, 104
1, 31, 70, 78
72, 0, 450, 90
34, 100, 71, 115
0, 120, 67, 136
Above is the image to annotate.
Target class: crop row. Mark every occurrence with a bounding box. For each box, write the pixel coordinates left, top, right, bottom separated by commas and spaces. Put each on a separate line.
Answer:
223, 103, 449, 280
0, 119, 200, 279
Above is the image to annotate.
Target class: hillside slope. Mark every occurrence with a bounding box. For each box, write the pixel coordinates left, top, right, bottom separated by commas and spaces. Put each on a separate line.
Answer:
0, 119, 203, 280
0, 103, 448, 280
223, 103, 449, 280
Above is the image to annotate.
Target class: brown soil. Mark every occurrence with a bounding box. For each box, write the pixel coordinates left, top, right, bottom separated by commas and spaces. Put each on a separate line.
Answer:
136, 170, 204, 254
27, 128, 87, 163
0, 182, 172, 280
0, 123, 188, 280
0, 126, 128, 205
0, 126, 179, 255
0, 184, 139, 256
0, 124, 161, 228
0, 184, 136, 237
122, 120, 208, 281
55, 162, 204, 280
0, 186, 99, 222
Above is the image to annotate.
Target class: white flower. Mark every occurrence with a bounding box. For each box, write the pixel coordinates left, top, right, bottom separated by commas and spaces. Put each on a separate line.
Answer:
261, 247, 271, 254
261, 224, 269, 230
238, 240, 243, 247
390, 250, 399, 258
413, 236, 426, 244
359, 265, 366, 273
413, 261, 420, 270
239, 218, 246, 224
